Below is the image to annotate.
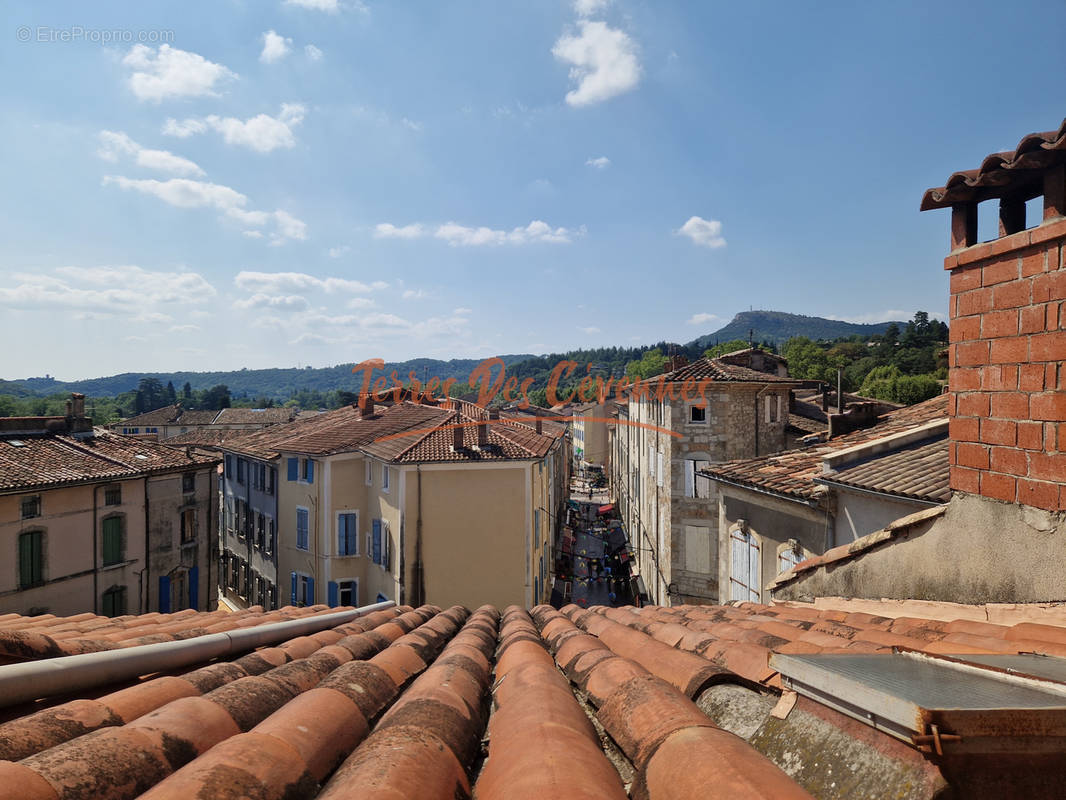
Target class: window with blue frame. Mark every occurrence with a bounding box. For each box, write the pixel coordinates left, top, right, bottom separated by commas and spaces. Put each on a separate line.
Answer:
337, 512, 358, 555
296, 507, 309, 550
371, 518, 382, 565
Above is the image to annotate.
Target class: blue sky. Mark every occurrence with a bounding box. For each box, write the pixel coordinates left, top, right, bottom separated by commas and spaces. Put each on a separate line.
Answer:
1, 0, 1064, 380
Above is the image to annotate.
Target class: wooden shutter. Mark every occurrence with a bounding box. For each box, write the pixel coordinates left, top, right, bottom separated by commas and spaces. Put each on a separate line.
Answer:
102, 517, 122, 565
684, 460, 694, 498
307, 460, 315, 483
747, 536, 761, 602
372, 519, 382, 565
287, 458, 298, 481
328, 580, 338, 607
18, 531, 40, 588
159, 575, 171, 613
730, 529, 749, 603
306, 576, 315, 605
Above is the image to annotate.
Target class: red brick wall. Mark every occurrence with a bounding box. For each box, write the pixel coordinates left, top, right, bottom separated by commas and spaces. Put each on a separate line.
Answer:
946, 217, 1066, 510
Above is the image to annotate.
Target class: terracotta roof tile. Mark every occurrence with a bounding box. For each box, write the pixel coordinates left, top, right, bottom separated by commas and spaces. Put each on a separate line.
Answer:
641, 356, 799, 386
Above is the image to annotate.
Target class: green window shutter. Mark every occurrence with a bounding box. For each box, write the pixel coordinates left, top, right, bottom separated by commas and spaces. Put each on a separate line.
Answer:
19, 531, 41, 588
103, 518, 123, 565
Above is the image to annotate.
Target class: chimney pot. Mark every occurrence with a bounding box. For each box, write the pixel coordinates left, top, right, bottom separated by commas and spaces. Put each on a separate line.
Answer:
452, 413, 464, 451
358, 393, 373, 417
535, 416, 543, 434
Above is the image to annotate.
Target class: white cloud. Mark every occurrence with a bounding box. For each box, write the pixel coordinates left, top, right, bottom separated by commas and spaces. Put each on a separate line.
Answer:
677, 216, 726, 249
103, 176, 307, 243
578, 326, 601, 335
346, 296, 375, 309
435, 220, 578, 246
374, 222, 425, 239
402, 289, 428, 300
401, 117, 422, 132
169, 324, 201, 333
574, 0, 610, 16
686, 312, 719, 326
0, 266, 215, 315
305, 44, 324, 61
260, 30, 292, 63
328, 245, 351, 258
97, 131, 204, 176
233, 293, 311, 312
586, 155, 611, 169
122, 44, 236, 102
453, 307, 472, 315
285, 0, 338, 10
553, 21, 641, 107
375, 220, 580, 246
162, 104, 306, 153
161, 118, 207, 138
234, 271, 386, 294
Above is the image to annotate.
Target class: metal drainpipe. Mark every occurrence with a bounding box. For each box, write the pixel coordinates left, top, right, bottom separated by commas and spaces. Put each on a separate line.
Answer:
0, 600, 395, 710
92, 485, 100, 615
415, 465, 424, 607
144, 474, 151, 613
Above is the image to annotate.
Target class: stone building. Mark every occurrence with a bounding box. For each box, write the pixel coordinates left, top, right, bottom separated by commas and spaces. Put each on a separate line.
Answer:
0, 394, 219, 616
608, 353, 796, 605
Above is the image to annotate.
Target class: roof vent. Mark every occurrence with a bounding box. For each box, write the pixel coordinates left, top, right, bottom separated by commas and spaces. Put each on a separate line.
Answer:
771, 650, 1066, 754
7, 439, 25, 447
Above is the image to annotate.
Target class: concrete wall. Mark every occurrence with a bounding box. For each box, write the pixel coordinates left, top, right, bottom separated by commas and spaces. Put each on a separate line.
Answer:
833, 487, 934, 545
775, 493, 1066, 604
404, 463, 529, 609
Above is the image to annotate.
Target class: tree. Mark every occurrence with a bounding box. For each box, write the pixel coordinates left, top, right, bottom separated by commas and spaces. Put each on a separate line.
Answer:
202, 384, 231, 410
703, 339, 750, 359
135, 377, 165, 414
182, 382, 193, 402
625, 348, 669, 380
165, 381, 177, 405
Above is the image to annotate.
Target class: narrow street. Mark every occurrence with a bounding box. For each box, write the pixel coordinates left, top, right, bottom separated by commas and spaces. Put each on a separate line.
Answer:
551, 467, 636, 608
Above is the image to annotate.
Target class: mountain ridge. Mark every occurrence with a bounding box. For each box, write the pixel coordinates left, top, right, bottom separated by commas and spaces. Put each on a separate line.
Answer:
687, 310, 905, 351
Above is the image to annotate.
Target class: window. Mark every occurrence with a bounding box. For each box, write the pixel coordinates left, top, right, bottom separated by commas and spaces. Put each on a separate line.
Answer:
296, 507, 309, 551
104, 486, 121, 506
267, 518, 275, 554
766, 395, 779, 423
180, 508, 196, 544
225, 455, 233, 479
102, 585, 127, 617
338, 512, 358, 555
365, 460, 373, 485
683, 459, 711, 498
18, 530, 43, 588
267, 467, 276, 496
237, 459, 245, 484
779, 543, 804, 573
730, 527, 761, 603
301, 458, 315, 483
182, 473, 195, 493
102, 517, 123, 566
256, 513, 265, 550
690, 404, 707, 424
371, 519, 382, 565
287, 457, 298, 481
20, 495, 40, 520
300, 574, 314, 606
338, 579, 358, 607
382, 465, 390, 493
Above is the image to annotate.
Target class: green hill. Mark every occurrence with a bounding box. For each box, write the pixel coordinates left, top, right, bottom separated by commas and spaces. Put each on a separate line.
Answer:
688, 310, 906, 350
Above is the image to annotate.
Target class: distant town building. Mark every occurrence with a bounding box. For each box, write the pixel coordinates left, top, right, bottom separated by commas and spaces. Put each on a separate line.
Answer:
111, 404, 299, 441
218, 396, 569, 611
608, 351, 797, 606
0, 394, 219, 616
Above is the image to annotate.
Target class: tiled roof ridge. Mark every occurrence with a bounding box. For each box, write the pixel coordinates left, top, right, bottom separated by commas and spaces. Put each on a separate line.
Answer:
116, 404, 183, 426
921, 118, 1066, 210
372, 407, 462, 462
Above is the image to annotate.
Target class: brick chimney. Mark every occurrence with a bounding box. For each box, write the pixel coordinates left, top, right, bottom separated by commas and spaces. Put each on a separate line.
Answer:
357, 393, 373, 417
922, 124, 1066, 510
535, 415, 543, 435
478, 407, 497, 448
451, 412, 464, 451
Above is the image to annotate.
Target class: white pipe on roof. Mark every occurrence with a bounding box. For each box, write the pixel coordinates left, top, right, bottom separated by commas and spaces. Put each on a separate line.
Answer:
0, 600, 395, 709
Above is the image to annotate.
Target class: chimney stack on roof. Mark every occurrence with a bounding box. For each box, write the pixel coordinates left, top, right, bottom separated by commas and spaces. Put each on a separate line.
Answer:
357, 393, 373, 418
535, 415, 543, 435
452, 412, 464, 451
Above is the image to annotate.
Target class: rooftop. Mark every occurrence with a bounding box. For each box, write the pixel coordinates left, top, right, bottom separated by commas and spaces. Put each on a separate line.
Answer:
816, 435, 951, 505
642, 355, 798, 386
0, 428, 220, 494
703, 394, 949, 502
4, 597, 1066, 798
222, 399, 561, 464
212, 407, 297, 426
921, 118, 1066, 210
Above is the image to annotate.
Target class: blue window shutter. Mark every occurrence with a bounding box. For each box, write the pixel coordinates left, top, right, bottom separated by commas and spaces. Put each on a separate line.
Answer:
287, 458, 298, 481
159, 576, 171, 613
372, 519, 382, 565
338, 516, 344, 553
290, 571, 297, 606
328, 580, 338, 607
307, 460, 314, 484
189, 566, 199, 611
306, 576, 315, 605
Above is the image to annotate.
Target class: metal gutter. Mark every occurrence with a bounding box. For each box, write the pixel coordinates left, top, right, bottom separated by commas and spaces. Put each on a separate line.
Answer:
0, 600, 394, 709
